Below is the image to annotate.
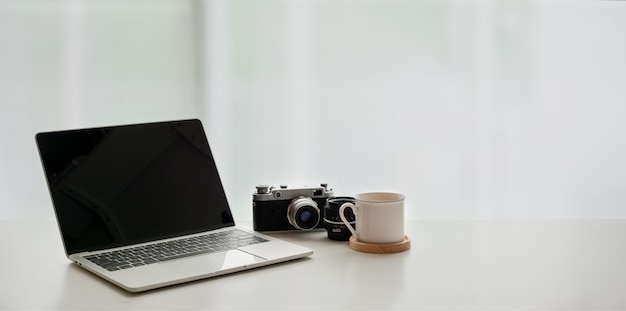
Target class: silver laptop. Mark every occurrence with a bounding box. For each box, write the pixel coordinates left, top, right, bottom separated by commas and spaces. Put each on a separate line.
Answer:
35, 119, 312, 292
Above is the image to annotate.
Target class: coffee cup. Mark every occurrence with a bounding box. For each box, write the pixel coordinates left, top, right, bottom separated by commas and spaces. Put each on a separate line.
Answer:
339, 192, 405, 244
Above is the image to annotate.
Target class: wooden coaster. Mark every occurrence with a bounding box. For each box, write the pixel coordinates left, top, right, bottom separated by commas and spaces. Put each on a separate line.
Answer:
348, 235, 411, 254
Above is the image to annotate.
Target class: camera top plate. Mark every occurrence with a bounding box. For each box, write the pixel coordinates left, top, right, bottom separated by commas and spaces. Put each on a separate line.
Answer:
253, 184, 333, 202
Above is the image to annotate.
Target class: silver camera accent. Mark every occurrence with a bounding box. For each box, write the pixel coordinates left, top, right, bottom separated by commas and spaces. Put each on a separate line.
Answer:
253, 183, 333, 202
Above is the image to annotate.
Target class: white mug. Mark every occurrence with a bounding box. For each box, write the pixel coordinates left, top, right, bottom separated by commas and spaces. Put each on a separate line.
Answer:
339, 192, 405, 244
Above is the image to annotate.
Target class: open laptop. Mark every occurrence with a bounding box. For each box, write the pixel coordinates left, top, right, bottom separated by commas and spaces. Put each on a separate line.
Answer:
35, 119, 313, 292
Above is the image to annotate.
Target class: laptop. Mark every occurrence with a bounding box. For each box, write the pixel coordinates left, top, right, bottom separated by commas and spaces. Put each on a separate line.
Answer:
35, 119, 313, 292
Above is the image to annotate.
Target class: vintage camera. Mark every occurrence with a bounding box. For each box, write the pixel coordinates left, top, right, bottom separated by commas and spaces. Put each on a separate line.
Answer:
253, 184, 334, 231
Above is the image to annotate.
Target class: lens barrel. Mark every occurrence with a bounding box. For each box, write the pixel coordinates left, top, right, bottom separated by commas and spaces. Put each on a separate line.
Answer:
324, 196, 355, 241
287, 197, 321, 230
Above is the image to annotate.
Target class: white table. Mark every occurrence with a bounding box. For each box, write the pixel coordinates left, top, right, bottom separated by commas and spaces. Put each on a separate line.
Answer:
1, 219, 625, 309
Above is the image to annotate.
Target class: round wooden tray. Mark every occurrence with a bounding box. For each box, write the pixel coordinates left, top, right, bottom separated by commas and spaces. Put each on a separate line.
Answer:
348, 235, 411, 254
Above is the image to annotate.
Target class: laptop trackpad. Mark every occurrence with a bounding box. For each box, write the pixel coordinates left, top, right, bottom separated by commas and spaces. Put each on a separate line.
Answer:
161, 250, 265, 276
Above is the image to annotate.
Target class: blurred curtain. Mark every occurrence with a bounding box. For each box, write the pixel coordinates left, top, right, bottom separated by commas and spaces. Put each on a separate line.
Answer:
2, 0, 626, 220
0, 0, 201, 218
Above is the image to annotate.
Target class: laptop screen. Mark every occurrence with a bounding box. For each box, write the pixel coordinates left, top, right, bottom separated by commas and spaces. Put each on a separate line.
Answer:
36, 119, 234, 254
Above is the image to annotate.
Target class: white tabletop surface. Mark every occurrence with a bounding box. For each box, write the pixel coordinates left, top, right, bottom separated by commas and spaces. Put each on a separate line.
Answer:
1, 218, 625, 310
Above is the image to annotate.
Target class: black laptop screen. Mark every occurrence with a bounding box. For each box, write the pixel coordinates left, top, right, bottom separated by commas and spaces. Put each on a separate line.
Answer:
36, 119, 235, 254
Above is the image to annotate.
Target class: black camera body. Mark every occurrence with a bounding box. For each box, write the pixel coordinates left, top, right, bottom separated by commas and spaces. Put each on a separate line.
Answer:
253, 184, 334, 231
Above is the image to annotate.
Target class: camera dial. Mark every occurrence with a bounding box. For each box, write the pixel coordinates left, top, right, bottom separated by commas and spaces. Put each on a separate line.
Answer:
255, 185, 271, 194
287, 196, 321, 230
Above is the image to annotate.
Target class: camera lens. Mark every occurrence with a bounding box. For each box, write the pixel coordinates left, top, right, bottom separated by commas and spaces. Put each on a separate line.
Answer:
287, 197, 321, 230
324, 196, 355, 241
300, 210, 313, 223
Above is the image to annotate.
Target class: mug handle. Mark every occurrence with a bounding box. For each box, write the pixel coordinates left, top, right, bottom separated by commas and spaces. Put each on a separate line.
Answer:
339, 203, 357, 238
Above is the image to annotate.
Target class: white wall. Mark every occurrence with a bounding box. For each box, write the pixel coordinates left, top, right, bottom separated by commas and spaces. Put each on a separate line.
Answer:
0, 0, 201, 219
203, 0, 626, 220
2, 0, 626, 221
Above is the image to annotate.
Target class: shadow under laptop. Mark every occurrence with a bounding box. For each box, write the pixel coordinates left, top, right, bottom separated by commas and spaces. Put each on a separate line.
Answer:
61, 264, 133, 297
58, 255, 313, 305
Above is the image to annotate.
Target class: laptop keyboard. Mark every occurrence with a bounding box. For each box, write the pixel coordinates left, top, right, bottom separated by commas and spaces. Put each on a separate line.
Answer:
83, 229, 268, 272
